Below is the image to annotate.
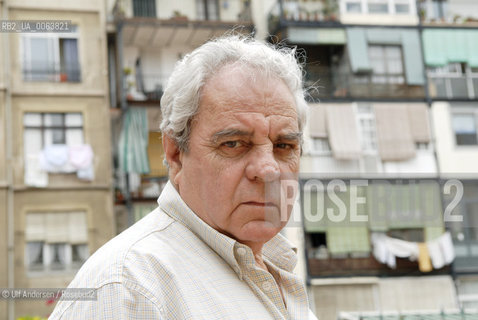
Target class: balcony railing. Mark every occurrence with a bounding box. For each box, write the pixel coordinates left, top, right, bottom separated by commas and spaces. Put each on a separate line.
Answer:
114, 0, 253, 23
308, 254, 450, 277
268, 0, 340, 32
124, 72, 168, 103
305, 68, 425, 100
23, 67, 81, 83
428, 74, 478, 100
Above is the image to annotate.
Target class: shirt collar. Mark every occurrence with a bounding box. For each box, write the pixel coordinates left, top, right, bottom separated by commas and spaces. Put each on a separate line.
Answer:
158, 181, 298, 275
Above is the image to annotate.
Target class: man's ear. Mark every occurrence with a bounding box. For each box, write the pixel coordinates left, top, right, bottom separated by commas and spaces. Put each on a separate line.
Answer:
162, 134, 183, 186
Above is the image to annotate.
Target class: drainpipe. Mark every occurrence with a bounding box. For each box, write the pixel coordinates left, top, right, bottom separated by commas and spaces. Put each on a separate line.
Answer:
2, 0, 15, 319
115, 21, 133, 226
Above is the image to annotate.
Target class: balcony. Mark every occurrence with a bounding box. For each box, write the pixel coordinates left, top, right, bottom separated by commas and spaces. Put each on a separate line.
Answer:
23, 67, 81, 83
268, 0, 340, 34
114, 0, 252, 23
124, 71, 168, 104
305, 68, 425, 100
419, 0, 478, 26
308, 254, 450, 277
113, 0, 253, 48
428, 73, 478, 100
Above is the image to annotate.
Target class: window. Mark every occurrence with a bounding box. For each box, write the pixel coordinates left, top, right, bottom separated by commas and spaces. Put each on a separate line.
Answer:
367, 0, 388, 13
132, 0, 156, 17
368, 45, 405, 84
22, 27, 80, 82
432, 0, 448, 20
310, 137, 332, 155
345, 0, 362, 12
23, 113, 83, 157
452, 113, 478, 146
25, 212, 89, 273
196, 0, 219, 20
395, 0, 410, 14
357, 104, 378, 153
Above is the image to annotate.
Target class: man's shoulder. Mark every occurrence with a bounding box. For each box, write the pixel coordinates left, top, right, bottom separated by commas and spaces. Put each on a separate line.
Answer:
68, 207, 176, 289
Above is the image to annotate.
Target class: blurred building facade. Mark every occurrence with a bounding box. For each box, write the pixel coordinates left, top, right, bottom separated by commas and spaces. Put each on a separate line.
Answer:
107, 0, 254, 231
0, 0, 114, 319
267, 0, 478, 319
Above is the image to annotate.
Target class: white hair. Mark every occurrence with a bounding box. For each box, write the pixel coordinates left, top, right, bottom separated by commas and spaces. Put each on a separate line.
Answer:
160, 34, 308, 152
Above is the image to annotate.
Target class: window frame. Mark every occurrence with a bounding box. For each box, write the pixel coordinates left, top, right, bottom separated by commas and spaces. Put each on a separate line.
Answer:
22, 27, 80, 83
428, 63, 478, 99
25, 211, 89, 275
368, 44, 406, 85
23, 112, 84, 151
450, 109, 478, 147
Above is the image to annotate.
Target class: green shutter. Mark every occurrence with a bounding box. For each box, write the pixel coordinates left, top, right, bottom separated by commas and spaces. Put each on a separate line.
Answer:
423, 29, 478, 67
347, 28, 372, 72
401, 30, 426, 85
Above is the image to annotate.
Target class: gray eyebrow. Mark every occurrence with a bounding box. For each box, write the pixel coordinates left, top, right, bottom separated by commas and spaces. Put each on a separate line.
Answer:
211, 129, 253, 143
277, 132, 303, 143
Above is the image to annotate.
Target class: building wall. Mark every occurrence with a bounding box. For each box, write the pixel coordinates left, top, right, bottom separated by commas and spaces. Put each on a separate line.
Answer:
311, 276, 457, 320
0, 191, 8, 319
13, 189, 114, 318
0, 91, 6, 185
432, 102, 478, 177
11, 96, 112, 188
8, 9, 107, 96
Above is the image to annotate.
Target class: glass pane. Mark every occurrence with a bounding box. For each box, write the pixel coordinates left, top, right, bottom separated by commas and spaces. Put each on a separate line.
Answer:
66, 129, 84, 145
346, 2, 362, 12
207, 0, 219, 20
29, 37, 55, 80
52, 129, 65, 144
456, 133, 478, 145
467, 202, 478, 241
450, 78, 469, 98
23, 113, 42, 126
49, 243, 67, 270
453, 114, 476, 134
430, 78, 447, 98
395, 4, 409, 13
24, 129, 43, 155
27, 242, 44, 270
369, 46, 383, 58
44, 113, 64, 127
368, 2, 388, 13
65, 113, 83, 126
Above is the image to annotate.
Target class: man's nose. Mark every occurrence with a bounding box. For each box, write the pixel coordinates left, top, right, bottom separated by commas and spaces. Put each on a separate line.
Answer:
245, 146, 280, 182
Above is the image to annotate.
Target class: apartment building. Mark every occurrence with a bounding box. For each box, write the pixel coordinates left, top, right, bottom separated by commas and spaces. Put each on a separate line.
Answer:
421, 0, 478, 312
268, 0, 478, 319
0, 0, 114, 318
108, 0, 254, 230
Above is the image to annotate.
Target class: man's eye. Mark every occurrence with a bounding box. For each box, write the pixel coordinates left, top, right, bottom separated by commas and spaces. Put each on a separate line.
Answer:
222, 141, 241, 148
275, 143, 293, 149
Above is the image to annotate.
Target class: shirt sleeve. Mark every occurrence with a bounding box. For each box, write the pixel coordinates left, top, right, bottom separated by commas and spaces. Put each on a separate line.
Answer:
49, 283, 163, 320
308, 308, 319, 320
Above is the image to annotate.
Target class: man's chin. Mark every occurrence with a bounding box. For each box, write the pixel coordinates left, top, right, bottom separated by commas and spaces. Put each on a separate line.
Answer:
237, 221, 284, 243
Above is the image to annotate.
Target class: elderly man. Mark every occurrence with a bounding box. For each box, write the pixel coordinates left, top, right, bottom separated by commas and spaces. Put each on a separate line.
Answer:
50, 35, 317, 319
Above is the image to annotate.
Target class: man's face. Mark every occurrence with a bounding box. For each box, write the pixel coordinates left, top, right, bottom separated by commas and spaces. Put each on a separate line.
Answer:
173, 64, 301, 248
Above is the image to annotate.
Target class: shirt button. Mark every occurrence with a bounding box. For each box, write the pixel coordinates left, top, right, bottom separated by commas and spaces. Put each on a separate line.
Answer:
262, 281, 272, 292
237, 247, 247, 256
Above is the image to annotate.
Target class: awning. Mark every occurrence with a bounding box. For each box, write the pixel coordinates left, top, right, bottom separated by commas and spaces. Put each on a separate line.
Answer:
326, 104, 362, 159
407, 103, 431, 143
287, 27, 346, 45
308, 103, 327, 138
423, 29, 478, 67
374, 103, 416, 161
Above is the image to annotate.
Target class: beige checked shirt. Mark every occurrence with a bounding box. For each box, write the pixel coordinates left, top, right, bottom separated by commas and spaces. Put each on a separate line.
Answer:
50, 181, 318, 319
